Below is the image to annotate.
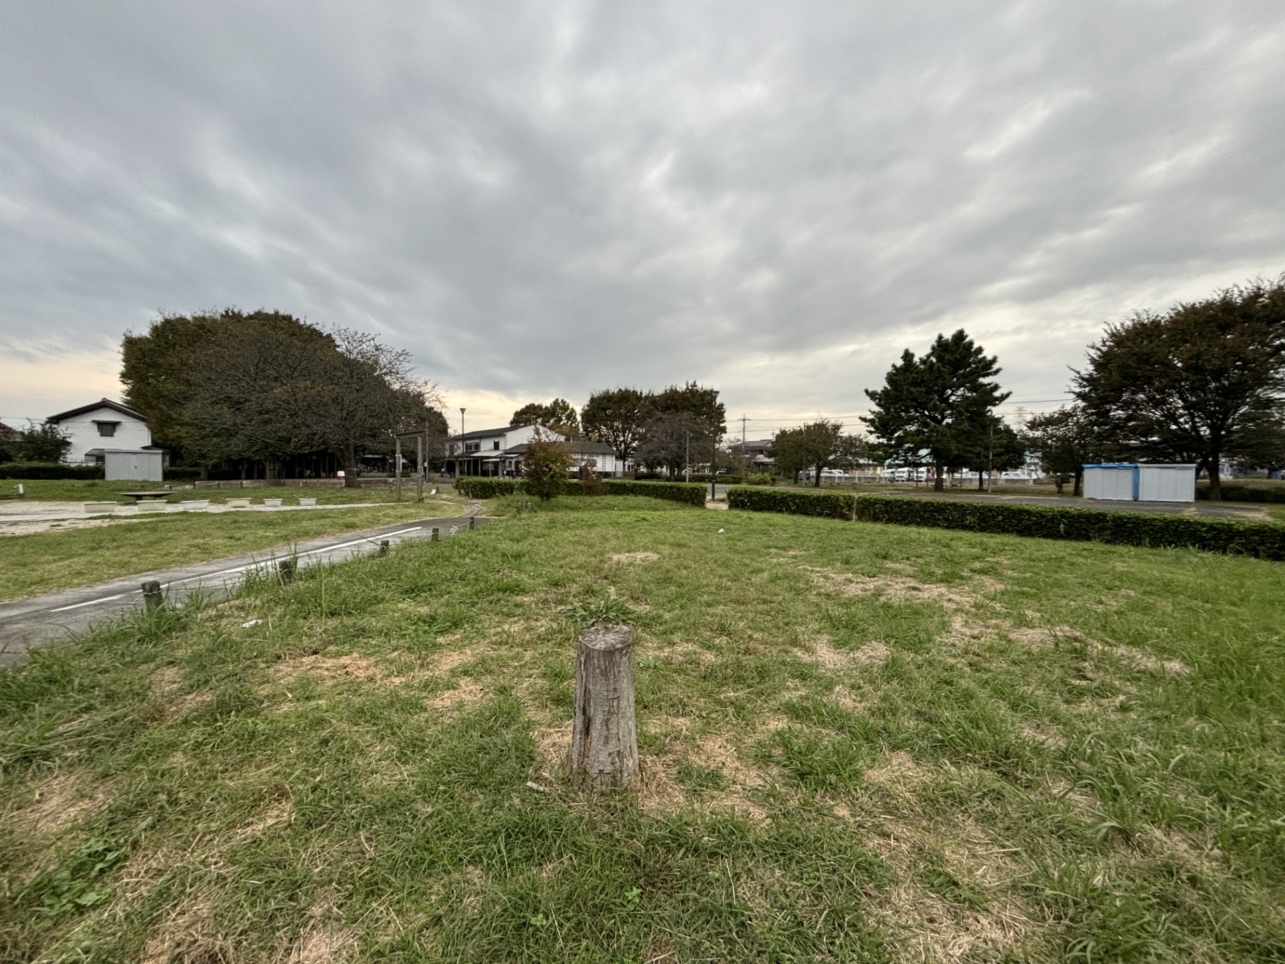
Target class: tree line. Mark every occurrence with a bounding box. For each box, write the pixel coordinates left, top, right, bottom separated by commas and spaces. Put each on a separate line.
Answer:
121, 310, 447, 483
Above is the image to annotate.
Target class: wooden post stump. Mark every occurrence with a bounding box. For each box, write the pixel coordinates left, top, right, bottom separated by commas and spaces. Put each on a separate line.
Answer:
431, 527, 440, 541
570, 625, 639, 788
468, 517, 475, 531
141, 580, 163, 611
379, 539, 390, 556
278, 559, 296, 584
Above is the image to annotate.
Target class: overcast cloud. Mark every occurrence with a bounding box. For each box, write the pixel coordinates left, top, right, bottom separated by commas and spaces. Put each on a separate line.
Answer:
2, 1, 1283, 435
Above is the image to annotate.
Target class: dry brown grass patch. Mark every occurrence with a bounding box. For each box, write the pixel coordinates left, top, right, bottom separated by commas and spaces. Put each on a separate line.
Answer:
274, 653, 382, 684
806, 636, 889, 671
141, 890, 222, 964
5, 771, 110, 837
429, 678, 486, 710
606, 551, 659, 563
802, 566, 978, 609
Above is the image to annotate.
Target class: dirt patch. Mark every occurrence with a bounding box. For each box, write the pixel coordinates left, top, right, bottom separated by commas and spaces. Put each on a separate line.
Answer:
5, 771, 110, 837
0, 517, 150, 537
607, 551, 660, 563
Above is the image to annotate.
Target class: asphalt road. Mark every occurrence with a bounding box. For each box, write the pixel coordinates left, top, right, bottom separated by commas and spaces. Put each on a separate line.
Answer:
0, 508, 486, 668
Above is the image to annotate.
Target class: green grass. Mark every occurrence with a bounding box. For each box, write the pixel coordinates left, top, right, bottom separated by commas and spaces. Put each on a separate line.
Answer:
0, 478, 451, 504
2, 498, 1283, 961
0, 502, 463, 602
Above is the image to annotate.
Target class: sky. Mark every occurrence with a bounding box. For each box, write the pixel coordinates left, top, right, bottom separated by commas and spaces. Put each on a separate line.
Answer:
2, 1, 1283, 440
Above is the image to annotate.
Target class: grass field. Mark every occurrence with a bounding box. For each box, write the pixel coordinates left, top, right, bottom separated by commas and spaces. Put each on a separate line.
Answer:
0, 501, 463, 602
1, 495, 1282, 962
0, 479, 452, 505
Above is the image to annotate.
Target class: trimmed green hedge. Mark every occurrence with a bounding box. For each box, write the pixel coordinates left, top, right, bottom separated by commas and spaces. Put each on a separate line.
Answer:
726, 487, 1285, 560
0, 462, 104, 480
1197, 483, 1285, 504
602, 480, 708, 506
454, 477, 708, 507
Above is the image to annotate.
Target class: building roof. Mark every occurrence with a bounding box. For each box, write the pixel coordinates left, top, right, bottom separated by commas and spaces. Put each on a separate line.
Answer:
0, 422, 17, 441
46, 398, 146, 423
505, 440, 614, 456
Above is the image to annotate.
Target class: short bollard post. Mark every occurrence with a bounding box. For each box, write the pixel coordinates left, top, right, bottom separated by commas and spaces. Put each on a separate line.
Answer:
431, 527, 440, 542
278, 559, 295, 584
569, 625, 639, 788
468, 517, 475, 531
141, 580, 163, 612
379, 539, 390, 556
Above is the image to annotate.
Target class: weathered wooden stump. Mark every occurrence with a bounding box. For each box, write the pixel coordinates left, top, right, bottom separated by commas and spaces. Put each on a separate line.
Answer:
278, 559, 296, 584
570, 625, 639, 788
431, 527, 440, 542
141, 580, 163, 611
379, 539, 390, 556
468, 517, 475, 531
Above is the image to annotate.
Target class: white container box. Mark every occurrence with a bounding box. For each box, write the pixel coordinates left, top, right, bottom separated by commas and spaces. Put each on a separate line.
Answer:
298, 497, 317, 507
1083, 463, 1196, 503
263, 498, 283, 508
225, 498, 252, 508
180, 500, 210, 511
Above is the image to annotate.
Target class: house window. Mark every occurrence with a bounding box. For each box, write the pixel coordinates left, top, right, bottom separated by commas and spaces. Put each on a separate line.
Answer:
95, 421, 119, 437
493, 440, 501, 450
465, 442, 479, 453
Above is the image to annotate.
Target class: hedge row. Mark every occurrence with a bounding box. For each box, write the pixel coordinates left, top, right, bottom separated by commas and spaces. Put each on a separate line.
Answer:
601, 479, 709, 506
0, 462, 104, 480
454, 476, 708, 507
726, 487, 1285, 560
1197, 483, 1285, 504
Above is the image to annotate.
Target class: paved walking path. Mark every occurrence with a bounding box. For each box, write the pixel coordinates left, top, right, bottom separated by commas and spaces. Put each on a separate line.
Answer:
0, 507, 486, 668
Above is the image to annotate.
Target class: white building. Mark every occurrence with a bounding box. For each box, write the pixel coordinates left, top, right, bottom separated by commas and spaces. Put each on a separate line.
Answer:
46, 399, 155, 466
445, 424, 621, 477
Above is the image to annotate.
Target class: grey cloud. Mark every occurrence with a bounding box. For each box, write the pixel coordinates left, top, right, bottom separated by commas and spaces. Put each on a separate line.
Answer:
2, 1, 1283, 425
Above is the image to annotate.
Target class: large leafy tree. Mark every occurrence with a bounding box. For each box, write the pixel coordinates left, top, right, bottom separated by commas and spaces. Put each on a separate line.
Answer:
769, 421, 863, 487
122, 310, 441, 483
13, 424, 72, 463
580, 388, 653, 464
635, 411, 708, 478
964, 416, 1025, 490
653, 382, 726, 441
1072, 277, 1285, 500
509, 398, 580, 436
864, 330, 1010, 491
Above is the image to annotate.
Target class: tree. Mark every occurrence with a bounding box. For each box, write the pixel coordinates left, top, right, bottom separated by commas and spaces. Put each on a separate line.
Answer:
581, 388, 653, 465
1072, 276, 1285, 500
1022, 406, 1100, 495
964, 417, 1025, 490
122, 310, 442, 483
13, 423, 71, 463
522, 428, 574, 501
653, 382, 726, 441
510, 402, 547, 427
1226, 410, 1285, 476
768, 420, 859, 486
635, 411, 708, 478
864, 330, 1010, 491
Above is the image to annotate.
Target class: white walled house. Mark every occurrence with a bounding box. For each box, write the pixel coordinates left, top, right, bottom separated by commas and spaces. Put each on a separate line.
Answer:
445, 424, 622, 477
46, 399, 155, 466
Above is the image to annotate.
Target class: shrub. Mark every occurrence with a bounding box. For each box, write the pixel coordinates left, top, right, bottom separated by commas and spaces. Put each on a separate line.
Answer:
745, 473, 775, 486
455, 477, 708, 507
0, 462, 104, 480
601, 480, 708, 507
726, 487, 1285, 560
1196, 483, 1285, 504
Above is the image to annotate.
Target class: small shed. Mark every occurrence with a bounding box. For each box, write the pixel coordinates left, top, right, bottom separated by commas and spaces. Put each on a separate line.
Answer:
1083, 463, 1196, 503
1137, 464, 1196, 502
1083, 463, 1137, 501
104, 449, 164, 482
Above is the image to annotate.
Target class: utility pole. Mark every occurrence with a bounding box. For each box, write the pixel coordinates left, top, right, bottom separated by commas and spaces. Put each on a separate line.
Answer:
987, 422, 994, 495
711, 435, 717, 501
395, 436, 403, 502
416, 431, 424, 502
741, 414, 748, 474
685, 432, 690, 483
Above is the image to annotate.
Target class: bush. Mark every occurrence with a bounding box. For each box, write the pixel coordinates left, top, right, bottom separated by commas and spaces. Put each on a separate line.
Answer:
601, 480, 708, 506
1196, 483, 1285, 504
163, 467, 203, 481
726, 487, 1285, 560
745, 473, 775, 486
0, 462, 104, 480
454, 477, 709, 507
